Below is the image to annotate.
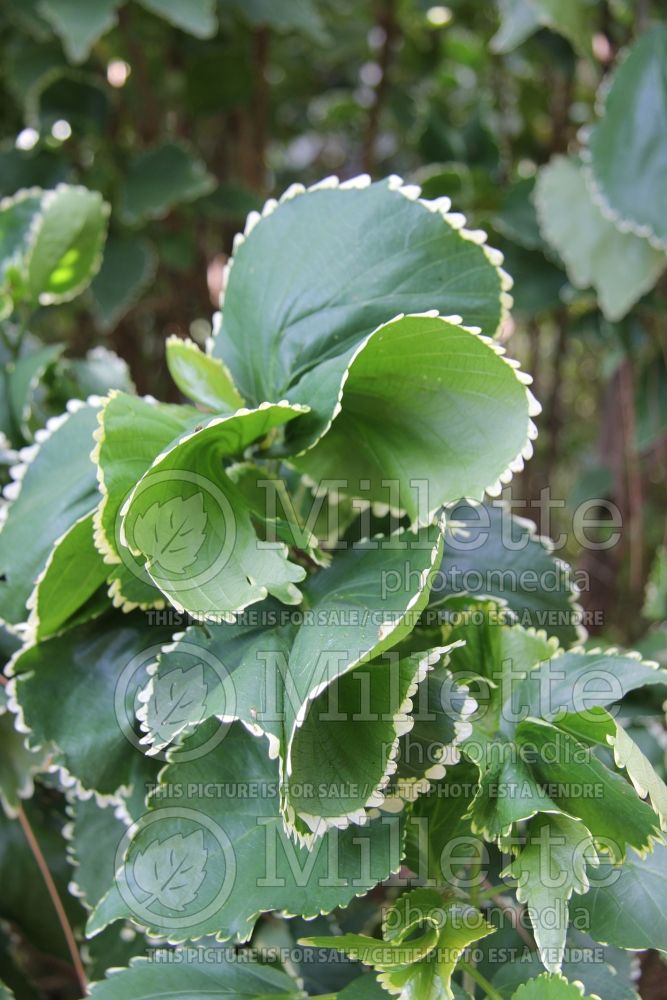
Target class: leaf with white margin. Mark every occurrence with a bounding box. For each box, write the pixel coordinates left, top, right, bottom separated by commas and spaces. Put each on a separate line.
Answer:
511, 974, 597, 999
143, 661, 208, 749
0, 689, 48, 817
40, 0, 121, 63
65, 795, 130, 911
302, 888, 495, 1000
86, 720, 404, 943
535, 156, 665, 322
106, 562, 166, 613
25, 185, 109, 305
508, 647, 666, 730
576, 841, 667, 953
288, 313, 537, 523
166, 335, 244, 412
429, 499, 583, 647
502, 814, 598, 973
586, 24, 667, 251
8, 612, 174, 799
138, 526, 443, 839
26, 511, 108, 642
0, 189, 45, 312
119, 402, 309, 619
92, 390, 201, 565
211, 176, 512, 406
0, 399, 100, 627
87, 955, 302, 999
515, 719, 662, 862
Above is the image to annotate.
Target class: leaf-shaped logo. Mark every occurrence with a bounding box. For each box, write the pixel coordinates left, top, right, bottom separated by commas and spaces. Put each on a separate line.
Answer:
144, 663, 209, 751
133, 492, 207, 575
132, 829, 207, 912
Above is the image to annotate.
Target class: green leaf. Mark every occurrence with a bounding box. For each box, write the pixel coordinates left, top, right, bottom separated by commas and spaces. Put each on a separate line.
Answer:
0, 400, 100, 627
534, 156, 665, 321
25, 184, 109, 305
502, 814, 597, 973
66, 795, 130, 911
302, 889, 495, 1000
138, 0, 217, 38
429, 500, 582, 647
511, 974, 597, 999
89, 236, 157, 332
134, 829, 207, 909
288, 313, 536, 522
587, 24, 667, 250
120, 402, 309, 618
607, 720, 667, 831
515, 719, 662, 862
140, 527, 443, 836
576, 842, 667, 952
87, 721, 404, 942
26, 511, 108, 641
491, 0, 592, 57
87, 954, 301, 998
0, 692, 48, 817
0, 979, 15, 1000
0, 189, 43, 313
510, 648, 666, 726
40, 0, 121, 63
119, 141, 216, 225
166, 335, 245, 412
211, 177, 511, 405
7, 342, 63, 440
223, 0, 327, 43
643, 545, 667, 621
92, 390, 201, 566
9, 612, 174, 798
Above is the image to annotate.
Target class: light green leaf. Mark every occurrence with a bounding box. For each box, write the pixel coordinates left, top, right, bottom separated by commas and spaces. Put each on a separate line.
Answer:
166, 335, 245, 412
288, 313, 536, 522
0, 400, 100, 627
119, 141, 216, 225
89, 236, 157, 332
9, 612, 173, 797
138, 0, 217, 38
503, 814, 597, 973
92, 390, 201, 566
87, 721, 404, 942
40, 0, 121, 63
0, 189, 43, 312
587, 24, 667, 250
302, 889, 495, 1000
607, 721, 667, 831
490, 0, 541, 53
26, 184, 109, 305
577, 842, 667, 952
515, 719, 662, 862
119, 403, 309, 618
26, 510, 108, 641
511, 974, 597, 999
429, 500, 582, 647
534, 156, 665, 321
643, 546, 667, 622
87, 954, 301, 998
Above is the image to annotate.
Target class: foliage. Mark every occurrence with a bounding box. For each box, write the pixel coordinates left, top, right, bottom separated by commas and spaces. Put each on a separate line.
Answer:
0, 3, 666, 1000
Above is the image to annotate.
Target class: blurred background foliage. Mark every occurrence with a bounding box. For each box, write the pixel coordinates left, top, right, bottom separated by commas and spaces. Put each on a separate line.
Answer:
0, 0, 665, 645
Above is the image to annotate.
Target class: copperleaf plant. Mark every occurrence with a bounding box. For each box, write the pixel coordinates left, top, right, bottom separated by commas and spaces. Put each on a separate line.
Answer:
0, 174, 665, 1000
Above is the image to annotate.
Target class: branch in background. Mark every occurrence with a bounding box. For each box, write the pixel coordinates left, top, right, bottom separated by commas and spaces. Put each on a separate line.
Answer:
362, 0, 398, 176
619, 356, 643, 593
545, 308, 568, 473
251, 27, 271, 193
16, 805, 88, 997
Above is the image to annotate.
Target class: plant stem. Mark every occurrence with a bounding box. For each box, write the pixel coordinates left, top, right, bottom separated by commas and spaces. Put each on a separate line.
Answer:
362, 0, 398, 175
16, 804, 88, 996
458, 961, 503, 1000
